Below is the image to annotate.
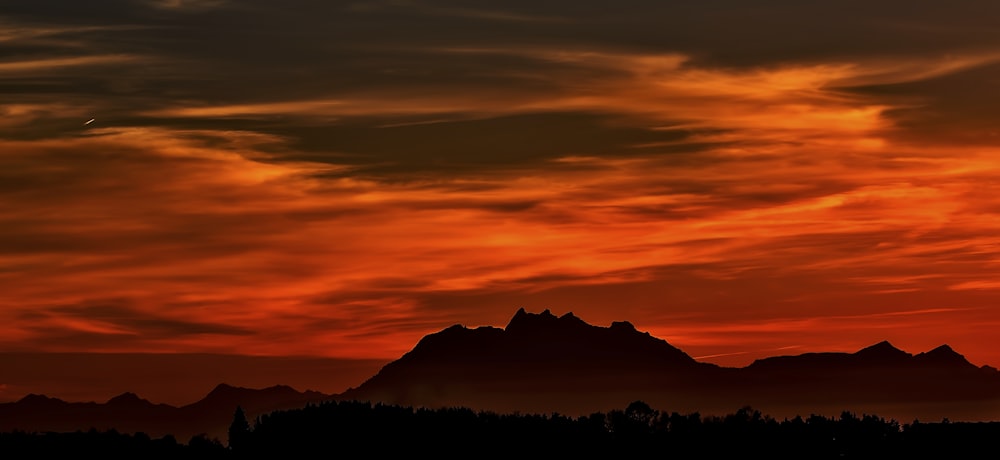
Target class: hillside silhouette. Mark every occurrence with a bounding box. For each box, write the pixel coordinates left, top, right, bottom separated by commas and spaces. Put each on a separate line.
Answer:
0, 384, 330, 441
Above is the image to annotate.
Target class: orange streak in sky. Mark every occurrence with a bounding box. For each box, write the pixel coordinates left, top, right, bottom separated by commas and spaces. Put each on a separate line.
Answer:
4, 50, 1000, 370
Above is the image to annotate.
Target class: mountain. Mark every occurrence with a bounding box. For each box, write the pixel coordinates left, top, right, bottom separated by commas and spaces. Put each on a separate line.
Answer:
4, 308, 1000, 438
340, 309, 1000, 422
178, 383, 329, 431
339, 308, 727, 415
0, 384, 333, 441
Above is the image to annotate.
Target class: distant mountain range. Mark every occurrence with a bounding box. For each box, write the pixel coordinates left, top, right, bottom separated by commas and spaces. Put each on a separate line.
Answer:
0, 383, 330, 441
4, 308, 999, 439
340, 308, 1000, 420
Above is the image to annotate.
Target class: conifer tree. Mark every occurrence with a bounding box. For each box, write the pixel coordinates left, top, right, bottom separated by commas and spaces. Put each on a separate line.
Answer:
228, 406, 251, 451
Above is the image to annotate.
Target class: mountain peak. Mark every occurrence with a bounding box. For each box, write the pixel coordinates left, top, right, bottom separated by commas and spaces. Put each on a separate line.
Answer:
610, 320, 636, 331
504, 307, 561, 333
866, 340, 896, 350
206, 383, 241, 398
505, 307, 528, 329
107, 392, 148, 406
929, 344, 955, 353
921, 344, 960, 358
854, 340, 910, 358
852, 341, 911, 367
16, 393, 62, 405
914, 344, 975, 368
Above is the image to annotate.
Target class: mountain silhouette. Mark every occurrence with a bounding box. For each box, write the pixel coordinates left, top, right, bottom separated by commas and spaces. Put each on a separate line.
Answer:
0, 384, 332, 441
853, 340, 912, 363
4, 308, 1000, 438
340, 309, 1000, 422
339, 308, 726, 415
180, 383, 328, 424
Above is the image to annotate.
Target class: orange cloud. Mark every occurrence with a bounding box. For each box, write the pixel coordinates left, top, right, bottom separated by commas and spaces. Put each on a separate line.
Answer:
0, 55, 143, 73
5, 44, 1000, 372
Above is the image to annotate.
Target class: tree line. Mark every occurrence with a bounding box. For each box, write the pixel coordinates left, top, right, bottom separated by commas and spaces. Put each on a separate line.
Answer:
3, 400, 998, 459
231, 400, 999, 459
0, 428, 227, 459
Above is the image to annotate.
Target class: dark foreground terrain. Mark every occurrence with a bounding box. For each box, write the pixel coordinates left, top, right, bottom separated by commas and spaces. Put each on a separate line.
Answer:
3, 400, 998, 459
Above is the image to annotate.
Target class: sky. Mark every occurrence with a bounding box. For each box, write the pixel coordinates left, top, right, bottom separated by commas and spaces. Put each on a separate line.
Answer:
4, 0, 1000, 389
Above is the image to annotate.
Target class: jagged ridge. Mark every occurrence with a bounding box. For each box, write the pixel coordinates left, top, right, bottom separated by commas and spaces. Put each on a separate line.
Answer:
341, 309, 1000, 420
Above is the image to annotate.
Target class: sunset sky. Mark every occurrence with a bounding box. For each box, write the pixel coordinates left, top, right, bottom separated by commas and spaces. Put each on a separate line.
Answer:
5, 1, 1000, 399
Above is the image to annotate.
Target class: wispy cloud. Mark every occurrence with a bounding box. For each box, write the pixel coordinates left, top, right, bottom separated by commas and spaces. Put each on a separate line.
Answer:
0, 55, 143, 73
4, 1, 1000, 369
146, 0, 228, 10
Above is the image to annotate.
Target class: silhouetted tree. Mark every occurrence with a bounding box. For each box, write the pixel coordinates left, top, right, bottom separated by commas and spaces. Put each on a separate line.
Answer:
227, 406, 250, 452
625, 400, 657, 430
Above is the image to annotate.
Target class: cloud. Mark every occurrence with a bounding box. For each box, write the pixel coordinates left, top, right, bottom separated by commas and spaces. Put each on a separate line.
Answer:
350, 0, 567, 23
145, 0, 228, 10
948, 280, 1000, 291
0, 55, 142, 73
4, 0, 1000, 369
45, 302, 253, 336
3, 117, 1000, 360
